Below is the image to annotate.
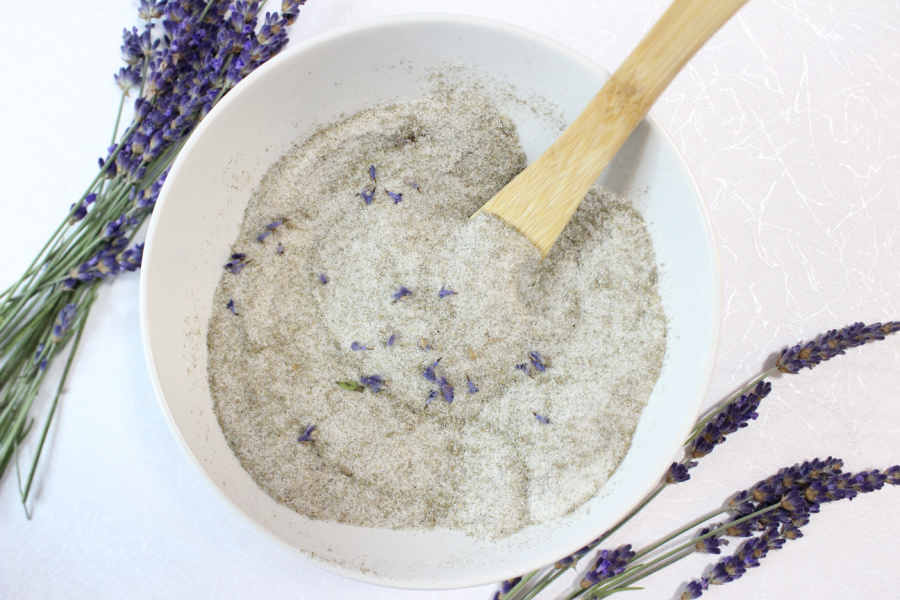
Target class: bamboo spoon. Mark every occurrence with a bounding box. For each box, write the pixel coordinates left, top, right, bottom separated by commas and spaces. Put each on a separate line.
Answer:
474, 0, 750, 258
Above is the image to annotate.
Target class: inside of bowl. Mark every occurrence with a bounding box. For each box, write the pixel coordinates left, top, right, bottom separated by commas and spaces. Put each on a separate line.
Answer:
141, 14, 720, 589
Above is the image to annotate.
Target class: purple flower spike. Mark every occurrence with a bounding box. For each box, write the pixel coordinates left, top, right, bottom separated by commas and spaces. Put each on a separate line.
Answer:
360, 375, 386, 393
318, 273, 328, 285
386, 190, 403, 204
530, 351, 547, 372
391, 286, 412, 302
350, 342, 369, 351
297, 424, 316, 443
369, 164, 377, 181
775, 321, 900, 374
438, 287, 456, 298
466, 375, 478, 394
226, 299, 238, 315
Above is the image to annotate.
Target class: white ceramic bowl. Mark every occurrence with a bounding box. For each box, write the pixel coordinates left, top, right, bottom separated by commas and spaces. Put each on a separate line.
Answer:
140, 14, 721, 590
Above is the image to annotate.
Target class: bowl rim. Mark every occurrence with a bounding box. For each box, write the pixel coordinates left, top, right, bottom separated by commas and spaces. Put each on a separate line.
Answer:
140, 11, 722, 590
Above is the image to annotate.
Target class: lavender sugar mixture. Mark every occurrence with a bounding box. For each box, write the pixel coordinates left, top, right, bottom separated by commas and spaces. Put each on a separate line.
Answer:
207, 88, 667, 539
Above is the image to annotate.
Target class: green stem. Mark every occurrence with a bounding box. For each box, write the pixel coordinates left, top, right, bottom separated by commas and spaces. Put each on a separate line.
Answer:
628, 506, 728, 563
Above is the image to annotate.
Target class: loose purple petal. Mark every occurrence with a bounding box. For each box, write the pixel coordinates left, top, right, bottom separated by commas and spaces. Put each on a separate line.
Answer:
533, 413, 550, 424
318, 273, 328, 284
297, 424, 316, 443
350, 341, 369, 351
276, 243, 284, 254
387, 334, 396, 347
530, 351, 547, 372
391, 286, 413, 302
438, 286, 456, 298
256, 230, 270, 243
360, 375, 386, 393
467, 375, 478, 394
359, 186, 375, 205
386, 190, 403, 204
425, 390, 437, 406
226, 299, 238, 315
423, 358, 441, 382
515, 363, 531, 376
369, 165, 377, 181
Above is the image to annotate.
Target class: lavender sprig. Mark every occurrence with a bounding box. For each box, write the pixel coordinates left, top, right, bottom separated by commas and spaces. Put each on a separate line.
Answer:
0, 0, 310, 508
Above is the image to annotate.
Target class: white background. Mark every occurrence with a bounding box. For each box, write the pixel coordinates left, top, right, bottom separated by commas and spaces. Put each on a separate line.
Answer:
1, 1, 898, 599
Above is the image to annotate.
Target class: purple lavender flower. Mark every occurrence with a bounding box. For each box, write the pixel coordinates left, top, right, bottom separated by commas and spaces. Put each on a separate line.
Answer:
104, 213, 138, 239
515, 363, 531, 376
256, 230, 270, 243
694, 526, 729, 554
386, 334, 396, 347
369, 165, 377, 181
579, 545, 635, 588
223, 253, 250, 274
425, 390, 437, 407
360, 375, 386, 393
226, 299, 238, 315
466, 375, 478, 394
386, 190, 403, 204
680, 578, 709, 599
423, 358, 441, 382
665, 461, 697, 484
51, 304, 78, 343
775, 321, 900, 374
438, 286, 456, 298
318, 273, 328, 285
690, 381, 770, 459
69, 193, 97, 224
297, 424, 316, 443
887, 465, 900, 486
350, 342, 369, 351
533, 413, 550, 424
438, 375, 454, 404
491, 577, 521, 600
529, 351, 547, 372
391, 286, 412, 302
359, 185, 375, 205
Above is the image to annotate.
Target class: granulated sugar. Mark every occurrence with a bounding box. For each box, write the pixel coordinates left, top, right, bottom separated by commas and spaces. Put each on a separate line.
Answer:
207, 88, 667, 539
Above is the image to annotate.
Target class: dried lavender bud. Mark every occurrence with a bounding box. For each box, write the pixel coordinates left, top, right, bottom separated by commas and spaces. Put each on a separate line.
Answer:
405, 176, 420, 191
438, 374, 454, 404
51, 304, 78, 343
223, 253, 250, 274
318, 273, 328, 284
423, 358, 441, 382
694, 526, 729, 554
515, 363, 531, 376
425, 390, 437, 407
256, 230, 270, 243
887, 465, 900, 485
386, 190, 403, 204
267, 220, 284, 230
438, 286, 456, 298
336, 381, 364, 392
533, 413, 550, 424
775, 321, 900, 374
680, 578, 709, 599
226, 299, 238, 315
68, 193, 97, 225
391, 286, 412, 302
554, 540, 597, 569
359, 184, 375, 205
297, 424, 316, 443
466, 375, 478, 394
386, 334, 396, 347
369, 164, 377, 181
529, 351, 547, 372
359, 375, 385, 393
666, 461, 697, 484
350, 342, 369, 351
708, 555, 746, 585
579, 544, 634, 588
276, 243, 284, 254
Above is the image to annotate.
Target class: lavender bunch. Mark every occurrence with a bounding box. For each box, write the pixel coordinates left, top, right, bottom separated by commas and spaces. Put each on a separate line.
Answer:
0, 0, 308, 512
491, 322, 898, 600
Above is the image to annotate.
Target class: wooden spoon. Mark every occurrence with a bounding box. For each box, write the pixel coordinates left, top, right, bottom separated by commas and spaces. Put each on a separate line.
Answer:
474, 0, 750, 258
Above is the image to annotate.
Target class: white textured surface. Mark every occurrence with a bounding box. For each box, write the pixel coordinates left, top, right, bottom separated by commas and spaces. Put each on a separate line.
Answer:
1, 1, 898, 599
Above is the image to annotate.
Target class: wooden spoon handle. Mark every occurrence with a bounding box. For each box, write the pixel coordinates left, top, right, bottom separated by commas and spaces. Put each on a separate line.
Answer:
575, 0, 750, 173
477, 0, 749, 257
